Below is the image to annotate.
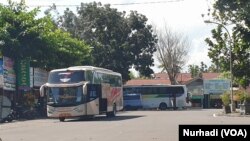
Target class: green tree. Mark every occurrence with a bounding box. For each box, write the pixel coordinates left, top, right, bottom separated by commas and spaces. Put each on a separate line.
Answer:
54, 2, 157, 81
204, 0, 250, 88
188, 65, 199, 78
0, 0, 42, 60
188, 62, 210, 78
0, 0, 90, 70
41, 28, 91, 69
128, 71, 137, 79
200, 61, 208, 73
207, 63, 220, 73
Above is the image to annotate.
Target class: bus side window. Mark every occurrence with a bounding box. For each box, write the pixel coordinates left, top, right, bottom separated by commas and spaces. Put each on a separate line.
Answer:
85, 70, 93, 83
110, 75, 115, 87
102, 73, 110, 84
111, 76, 122, 87
93, 72, 102, 84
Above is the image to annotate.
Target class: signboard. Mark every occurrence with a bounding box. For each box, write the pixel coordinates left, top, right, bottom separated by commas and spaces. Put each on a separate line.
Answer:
33, 68, 48, 87
203, 79, 230, 94
17, 59, 30, 89
30, 67, 33, 87
3, 56, 16, 91
30, 68, 48, 87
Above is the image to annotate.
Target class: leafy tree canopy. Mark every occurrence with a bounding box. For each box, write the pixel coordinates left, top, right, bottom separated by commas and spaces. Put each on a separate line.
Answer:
0, 0, 91, 70
52, 2, 157, 81
204, 0, 250, 88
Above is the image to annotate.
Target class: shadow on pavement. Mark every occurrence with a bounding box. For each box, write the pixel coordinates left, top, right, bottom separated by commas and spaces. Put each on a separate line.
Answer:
66, 115, 145, 122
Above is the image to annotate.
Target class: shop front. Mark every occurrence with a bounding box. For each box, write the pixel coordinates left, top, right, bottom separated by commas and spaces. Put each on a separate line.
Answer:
191, 95, 203, 107
0, 57, 49, 119
203, 79, 230, 109
210, 94, 222, 108
30, 68, 48, 116
0, 57, 16, 121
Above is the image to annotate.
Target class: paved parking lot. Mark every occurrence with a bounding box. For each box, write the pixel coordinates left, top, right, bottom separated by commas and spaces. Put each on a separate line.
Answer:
0, 109, 250, 141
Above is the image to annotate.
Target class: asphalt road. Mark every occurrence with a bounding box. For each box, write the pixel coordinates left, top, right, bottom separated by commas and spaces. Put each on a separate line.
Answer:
0, 109, 250, 141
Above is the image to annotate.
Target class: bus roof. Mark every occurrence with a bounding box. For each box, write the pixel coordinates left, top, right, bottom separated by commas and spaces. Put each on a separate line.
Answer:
50, 66, 121, 76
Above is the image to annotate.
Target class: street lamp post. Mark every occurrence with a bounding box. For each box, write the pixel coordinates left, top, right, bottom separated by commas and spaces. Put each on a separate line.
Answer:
204, 20, 235, 112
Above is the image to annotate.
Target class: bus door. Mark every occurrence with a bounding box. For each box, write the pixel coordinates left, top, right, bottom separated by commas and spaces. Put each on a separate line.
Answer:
100, 84, 109, 112
86, 84, 101, 115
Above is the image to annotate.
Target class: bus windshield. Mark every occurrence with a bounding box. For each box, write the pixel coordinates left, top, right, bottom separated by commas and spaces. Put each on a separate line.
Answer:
47, 86, 83, 106
48, 71, 85, 84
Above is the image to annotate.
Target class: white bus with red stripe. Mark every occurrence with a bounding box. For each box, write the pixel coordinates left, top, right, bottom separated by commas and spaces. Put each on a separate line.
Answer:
40, 66, 123, 121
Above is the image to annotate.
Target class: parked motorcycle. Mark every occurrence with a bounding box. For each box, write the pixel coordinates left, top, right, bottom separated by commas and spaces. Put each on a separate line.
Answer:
0, 112, 13, 123
1, 102, 45, 123
11, 104, 39, 120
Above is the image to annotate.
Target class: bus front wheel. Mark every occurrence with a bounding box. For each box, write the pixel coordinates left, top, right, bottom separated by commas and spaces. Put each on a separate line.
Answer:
159, 103, 167, 110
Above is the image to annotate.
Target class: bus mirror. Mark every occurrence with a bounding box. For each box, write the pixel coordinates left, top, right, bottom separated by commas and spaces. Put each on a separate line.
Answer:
40, 84, 45, 97
83, 82, 89, 95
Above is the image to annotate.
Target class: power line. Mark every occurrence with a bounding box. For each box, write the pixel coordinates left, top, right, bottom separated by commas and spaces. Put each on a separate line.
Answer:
112, 0, 184, 5
21, 0, 184, 8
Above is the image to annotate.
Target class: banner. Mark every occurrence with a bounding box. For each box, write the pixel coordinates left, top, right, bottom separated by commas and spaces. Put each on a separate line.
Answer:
17, 59, 30, 89
30, 67, 33, 87
3, 56, 16, 91
203, 79, 230, 94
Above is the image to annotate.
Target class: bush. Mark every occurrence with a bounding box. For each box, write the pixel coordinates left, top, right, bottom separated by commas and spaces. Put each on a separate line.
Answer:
235, 89, 250, 104
244, 93, 250, 104
234, 89, 246, 104
220, 92, 230, 106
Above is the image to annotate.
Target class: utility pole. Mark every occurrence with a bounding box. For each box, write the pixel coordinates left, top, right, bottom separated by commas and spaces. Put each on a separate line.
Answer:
204, 20, 235, 112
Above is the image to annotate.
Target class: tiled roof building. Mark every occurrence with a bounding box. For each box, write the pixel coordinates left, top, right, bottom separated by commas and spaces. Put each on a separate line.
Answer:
125, 79, 171, 86
125, 72, 220, 86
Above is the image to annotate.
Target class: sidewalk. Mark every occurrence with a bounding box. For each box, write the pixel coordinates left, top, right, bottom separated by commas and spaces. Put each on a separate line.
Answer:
215, 108, 250, 117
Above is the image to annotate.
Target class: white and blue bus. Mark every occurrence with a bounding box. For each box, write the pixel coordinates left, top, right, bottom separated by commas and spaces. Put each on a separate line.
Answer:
40, 66, 123, 121
123, 85, 190, 110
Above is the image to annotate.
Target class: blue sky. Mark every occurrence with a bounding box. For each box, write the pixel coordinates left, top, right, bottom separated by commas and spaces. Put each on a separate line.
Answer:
2, 0, 216, 73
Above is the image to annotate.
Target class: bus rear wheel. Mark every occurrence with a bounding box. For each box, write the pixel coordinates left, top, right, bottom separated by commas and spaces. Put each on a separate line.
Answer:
59, 117, 65, 122
159, 103, 167, 110
107, 104, 116, 117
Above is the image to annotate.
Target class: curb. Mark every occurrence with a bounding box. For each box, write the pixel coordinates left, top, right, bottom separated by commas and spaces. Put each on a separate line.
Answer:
214, 111, 250, 117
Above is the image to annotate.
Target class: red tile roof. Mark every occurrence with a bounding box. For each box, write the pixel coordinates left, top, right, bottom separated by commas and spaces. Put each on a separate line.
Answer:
177, 73, 193, 83
125, 72, 221, 86
125, 79, 171, 86
202, 73, 221, 80
153, 72, 192, 84
153, 72, 169, 79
